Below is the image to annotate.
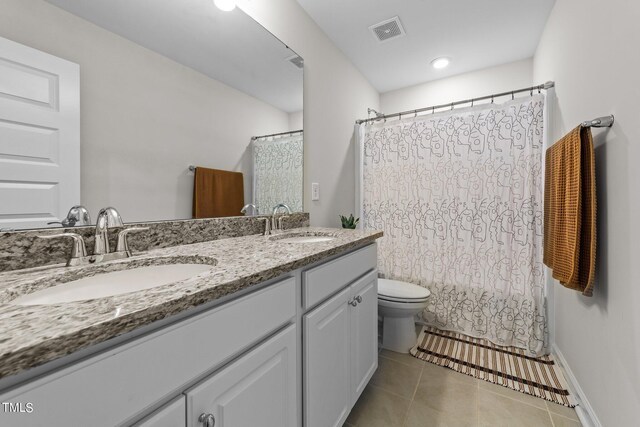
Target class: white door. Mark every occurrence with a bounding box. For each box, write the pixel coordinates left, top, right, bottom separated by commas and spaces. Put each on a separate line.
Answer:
0, 36, 80, 230
349, 271, 379, 405
185, 325, 297, 427
304, 287, 351, 427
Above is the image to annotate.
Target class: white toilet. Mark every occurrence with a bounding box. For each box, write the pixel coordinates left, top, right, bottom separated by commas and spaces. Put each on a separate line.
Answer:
378, 278, 431, 353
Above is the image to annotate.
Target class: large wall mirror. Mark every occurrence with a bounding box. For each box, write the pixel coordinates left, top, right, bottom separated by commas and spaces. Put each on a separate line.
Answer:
0, 0, 303, 231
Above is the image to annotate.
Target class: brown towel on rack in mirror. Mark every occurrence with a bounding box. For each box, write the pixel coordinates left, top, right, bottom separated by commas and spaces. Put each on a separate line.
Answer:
543, 126, 597, 296
192, 167, 245, 218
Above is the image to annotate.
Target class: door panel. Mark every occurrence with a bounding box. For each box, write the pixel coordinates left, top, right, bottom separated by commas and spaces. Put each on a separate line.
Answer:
0, 36, 79, 229
185, 325, 297, 427
303, 287, 351, 427
350, 271, 379, 404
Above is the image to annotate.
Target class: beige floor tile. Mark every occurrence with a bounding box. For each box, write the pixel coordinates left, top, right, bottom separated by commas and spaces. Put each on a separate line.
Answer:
370, 356, 423, 399
380, 349, 426, 368
420, 362, 479, 386
550, 413, 582, 427
478, 392, 553, 427
545, 401, 579, 421
404, 399, 477, 427
413, 362, 478, 415
479, 380, 548, 409
346, 385, 411, 427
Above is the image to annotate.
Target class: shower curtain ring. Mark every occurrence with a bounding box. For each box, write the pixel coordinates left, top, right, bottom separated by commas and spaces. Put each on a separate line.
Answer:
432, 106, 435, 114
511, 92, 515, 100
530, 88, 534, 96
491, 96, 494, 104
538, 87, 541, 94
451, 103, 454, 111
414, 110, 417, 118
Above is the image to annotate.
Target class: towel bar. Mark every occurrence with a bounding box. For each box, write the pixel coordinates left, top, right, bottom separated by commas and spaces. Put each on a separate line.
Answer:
581, 115, 614, 128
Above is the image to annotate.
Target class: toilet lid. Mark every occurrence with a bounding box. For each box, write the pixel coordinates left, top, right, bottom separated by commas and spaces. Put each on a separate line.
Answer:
378, 278, 431, 301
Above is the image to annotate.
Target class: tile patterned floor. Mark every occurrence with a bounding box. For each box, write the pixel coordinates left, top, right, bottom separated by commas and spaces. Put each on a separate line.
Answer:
343, 349, 581, 427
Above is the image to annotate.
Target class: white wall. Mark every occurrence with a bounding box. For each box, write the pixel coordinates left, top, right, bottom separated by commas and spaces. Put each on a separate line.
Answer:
380, 58, 533, 113
288, 110, 303, 131
0, 0, 290, 223
534, 0, 640, 425
240, 0, 380, 227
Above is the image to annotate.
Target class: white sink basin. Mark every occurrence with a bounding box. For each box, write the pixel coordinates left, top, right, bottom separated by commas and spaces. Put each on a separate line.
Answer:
11, 264, 213, 306
276, 236, 335, 243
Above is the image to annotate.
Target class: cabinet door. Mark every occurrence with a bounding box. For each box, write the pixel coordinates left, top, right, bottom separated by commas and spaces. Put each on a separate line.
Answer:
304, 287, 351, 427
185, 325, 297, 427
133, 396, 186, 427
349, 271, 379, 405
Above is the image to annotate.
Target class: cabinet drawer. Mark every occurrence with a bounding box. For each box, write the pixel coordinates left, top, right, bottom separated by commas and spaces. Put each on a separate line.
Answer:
0, 277, 296, 427
186, 325, 297, 427
302, 244, 376, 310
133, 396, 186, 427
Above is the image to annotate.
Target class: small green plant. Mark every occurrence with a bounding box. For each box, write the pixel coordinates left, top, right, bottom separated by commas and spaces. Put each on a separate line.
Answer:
339, 214, 360, 229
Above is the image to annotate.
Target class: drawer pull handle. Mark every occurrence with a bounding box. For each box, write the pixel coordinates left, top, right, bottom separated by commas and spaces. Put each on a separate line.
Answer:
199, 413, 216, 427
349, 295, 363, 307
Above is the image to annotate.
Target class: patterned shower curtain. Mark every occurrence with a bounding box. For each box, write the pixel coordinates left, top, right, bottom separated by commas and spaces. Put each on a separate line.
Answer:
361, 95, 547, 356
253, 134, 303, 214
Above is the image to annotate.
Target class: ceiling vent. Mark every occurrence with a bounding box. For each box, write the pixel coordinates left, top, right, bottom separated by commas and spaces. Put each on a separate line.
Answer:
369, 16, 405, 43
286, 54, 304, 70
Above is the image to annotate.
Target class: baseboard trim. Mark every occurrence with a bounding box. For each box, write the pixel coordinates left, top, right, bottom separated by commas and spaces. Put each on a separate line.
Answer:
551, 344, 602, 427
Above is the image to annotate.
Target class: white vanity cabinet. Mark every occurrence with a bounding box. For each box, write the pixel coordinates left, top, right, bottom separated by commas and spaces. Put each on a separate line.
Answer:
303, 246, 378, 427
0, 278, 296, 427
185, 325, 297, 427
0, 243, 379, 427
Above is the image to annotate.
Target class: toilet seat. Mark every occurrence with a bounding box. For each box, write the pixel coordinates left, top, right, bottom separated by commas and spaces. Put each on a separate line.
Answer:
378, 278, 431, 303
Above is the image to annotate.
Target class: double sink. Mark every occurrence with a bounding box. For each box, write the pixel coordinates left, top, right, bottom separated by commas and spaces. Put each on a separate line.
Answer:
8, 231, 337, 307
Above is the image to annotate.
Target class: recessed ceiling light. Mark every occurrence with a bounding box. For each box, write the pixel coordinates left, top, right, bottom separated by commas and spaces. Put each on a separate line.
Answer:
431, 57, 450, 69
214, 0, 236, 12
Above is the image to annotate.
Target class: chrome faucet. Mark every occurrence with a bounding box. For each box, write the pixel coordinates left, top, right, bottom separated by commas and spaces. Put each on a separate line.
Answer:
38, 207, 148, 266
241, 203, 258, 216
47, 205, 92, 227
37, 233, 88, 267
271, 203, 292, 231
94, 207, 124, 255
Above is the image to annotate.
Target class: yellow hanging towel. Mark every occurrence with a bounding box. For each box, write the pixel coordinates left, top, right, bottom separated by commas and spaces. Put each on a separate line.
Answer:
543, 126, 597, 296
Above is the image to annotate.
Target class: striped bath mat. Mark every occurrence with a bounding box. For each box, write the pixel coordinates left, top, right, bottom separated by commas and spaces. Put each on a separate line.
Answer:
410, 326, 576, 407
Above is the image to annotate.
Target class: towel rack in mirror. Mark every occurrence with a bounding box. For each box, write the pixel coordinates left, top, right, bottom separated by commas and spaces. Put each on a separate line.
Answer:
581, 115, 614, 128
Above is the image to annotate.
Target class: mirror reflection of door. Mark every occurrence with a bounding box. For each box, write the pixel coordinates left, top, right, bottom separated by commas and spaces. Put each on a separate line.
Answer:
0, 0, 303, 228
0, 36, 80, 230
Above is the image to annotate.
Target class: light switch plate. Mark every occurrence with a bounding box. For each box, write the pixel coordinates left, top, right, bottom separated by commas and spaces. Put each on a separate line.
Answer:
311, 183, 320, 201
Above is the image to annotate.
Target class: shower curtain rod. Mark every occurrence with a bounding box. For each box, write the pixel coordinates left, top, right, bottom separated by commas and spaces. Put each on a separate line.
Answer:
355, 81, 556, 124
251, 129, 303, 141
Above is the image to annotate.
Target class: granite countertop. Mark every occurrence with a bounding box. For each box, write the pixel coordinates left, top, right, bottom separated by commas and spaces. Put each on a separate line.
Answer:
0, 227, 382, 380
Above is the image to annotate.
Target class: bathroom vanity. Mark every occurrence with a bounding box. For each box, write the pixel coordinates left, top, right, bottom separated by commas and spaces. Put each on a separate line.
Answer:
0, 227, 382, 427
